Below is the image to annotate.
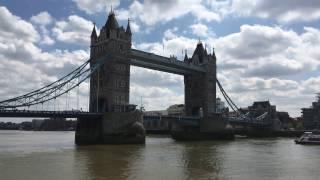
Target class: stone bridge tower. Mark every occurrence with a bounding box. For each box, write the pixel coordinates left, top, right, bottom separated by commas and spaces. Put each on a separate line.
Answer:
183, 42, 227, 133
76, 11, 145, 145
184, 42, 216, 118
89, 11, 132, 113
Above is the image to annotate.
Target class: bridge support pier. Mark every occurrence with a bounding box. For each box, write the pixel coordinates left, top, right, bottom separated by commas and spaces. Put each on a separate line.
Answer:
75, 111, 145, 145
171, 114, 234, 141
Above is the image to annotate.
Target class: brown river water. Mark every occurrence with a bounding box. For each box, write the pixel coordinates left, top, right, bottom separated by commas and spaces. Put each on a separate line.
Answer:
0, 130, 320, 180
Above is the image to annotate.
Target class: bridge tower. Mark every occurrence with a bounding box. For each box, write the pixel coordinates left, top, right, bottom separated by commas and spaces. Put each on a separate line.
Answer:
182, 42, 228, 135
89, 11, 131, 113
76, 11, 145, 145
184, 42, 216, 117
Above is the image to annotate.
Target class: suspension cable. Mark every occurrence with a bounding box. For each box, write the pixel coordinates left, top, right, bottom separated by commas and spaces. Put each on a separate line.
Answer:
216, 78, 249, 119
0, 54, 111, 109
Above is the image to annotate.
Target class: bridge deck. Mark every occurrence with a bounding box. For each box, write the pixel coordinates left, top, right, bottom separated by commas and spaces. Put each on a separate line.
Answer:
0, 110, 103, 118
228, 118, 271, 127
130, 49, 206, 75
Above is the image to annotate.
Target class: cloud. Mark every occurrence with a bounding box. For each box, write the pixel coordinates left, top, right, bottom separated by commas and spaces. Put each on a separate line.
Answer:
131, 67, 183, 88
214, 24, 320, 79
2, 3, 320, 118
72, 0, 120, 14
133, 22, 320, 116
30, 11, 53, 26
130, 21, 140, 33
52, 15, 93, 45
231, 0, 320, 23
30, 11, 55, 46
130, 80, 184, 111
40, 35, 55, 45
0, 7, 90, 111
190, 23, 215, 37
216, 25, 299, 60
120, 0, 221, 26
0, 6, 39, 42
244, 58, 304, 78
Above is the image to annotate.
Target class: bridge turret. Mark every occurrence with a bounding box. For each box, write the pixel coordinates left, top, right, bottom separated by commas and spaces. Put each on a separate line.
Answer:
183, 50, 189, 63
126, 19, 132, 36
211, 47, 216, 61
90, 23, 97, 44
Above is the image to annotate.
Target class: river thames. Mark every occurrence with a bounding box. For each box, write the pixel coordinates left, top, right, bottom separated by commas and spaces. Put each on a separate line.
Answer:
0, 130, 320, 180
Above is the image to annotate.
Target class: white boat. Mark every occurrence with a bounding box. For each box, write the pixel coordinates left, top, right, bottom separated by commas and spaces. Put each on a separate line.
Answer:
295, 132, 320, 145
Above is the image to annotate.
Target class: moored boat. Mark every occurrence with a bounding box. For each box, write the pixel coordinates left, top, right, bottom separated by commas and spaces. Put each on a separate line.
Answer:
295, 132, 320, 145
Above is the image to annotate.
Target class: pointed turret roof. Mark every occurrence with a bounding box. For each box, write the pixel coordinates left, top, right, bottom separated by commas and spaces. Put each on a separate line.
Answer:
126, 19, 132, 35
184, 50, 188, 62
192, 42, 207, 63
105, 11, 119, 30
193, 42, 205, 57
91, 23, 97, 38
212, 47, 216, 59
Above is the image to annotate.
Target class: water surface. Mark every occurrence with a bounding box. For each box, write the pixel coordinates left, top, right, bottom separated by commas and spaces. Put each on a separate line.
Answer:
0, 130, 319, 180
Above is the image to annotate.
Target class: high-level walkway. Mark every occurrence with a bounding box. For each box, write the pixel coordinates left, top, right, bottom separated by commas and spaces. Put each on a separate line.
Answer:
130, 49, 206, 75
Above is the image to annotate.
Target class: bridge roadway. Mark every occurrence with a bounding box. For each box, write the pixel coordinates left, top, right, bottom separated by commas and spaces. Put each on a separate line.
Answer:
228, 117, 271, 127
130, 49, 206, 75
0, 109, 103, 118
0, 110, 201, 126
0, 110, 271, 128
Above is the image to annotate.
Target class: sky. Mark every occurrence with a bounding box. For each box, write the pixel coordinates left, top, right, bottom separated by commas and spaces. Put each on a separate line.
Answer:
0, 0, 320, 119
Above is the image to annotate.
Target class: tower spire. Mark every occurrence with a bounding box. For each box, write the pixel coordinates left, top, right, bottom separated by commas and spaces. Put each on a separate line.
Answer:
126, 18, 132, 35
212, 46, 216, 59
184, 49, 188, 62
105, 8, 119, 30
91, 22, 97, 39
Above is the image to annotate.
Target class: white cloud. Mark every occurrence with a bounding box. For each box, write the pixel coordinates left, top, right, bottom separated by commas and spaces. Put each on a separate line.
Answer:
30, 11, 53, 26
0, 6, 40, 42
2, 3, 320, 118
130, 68, 184, 111
72, 0, 120, 14
52, 15, 93, 45
231, 0, 320, 23
216, 25, 299, 59
133, 23, 320, 117
40, 35, 55, 45
130, 21, 140, 33
30, 11, 55, 46
190, 23, 215, 37
0, 7, 90, 112
122, 0, 221, 26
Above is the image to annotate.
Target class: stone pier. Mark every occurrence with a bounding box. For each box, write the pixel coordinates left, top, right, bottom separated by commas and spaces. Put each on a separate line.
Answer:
75, 111, 145, 145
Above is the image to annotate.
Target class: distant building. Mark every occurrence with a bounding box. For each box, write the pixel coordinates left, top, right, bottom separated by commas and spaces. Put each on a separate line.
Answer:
143, 110, 168, 116
167, 104, 185, 116
277, 112, 291, 130
237, 101, 282, 130
216, 97, 228, 113
302, 94, 320, 130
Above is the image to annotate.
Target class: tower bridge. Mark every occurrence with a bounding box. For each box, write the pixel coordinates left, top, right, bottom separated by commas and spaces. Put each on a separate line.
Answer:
0, 11, 271, 144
